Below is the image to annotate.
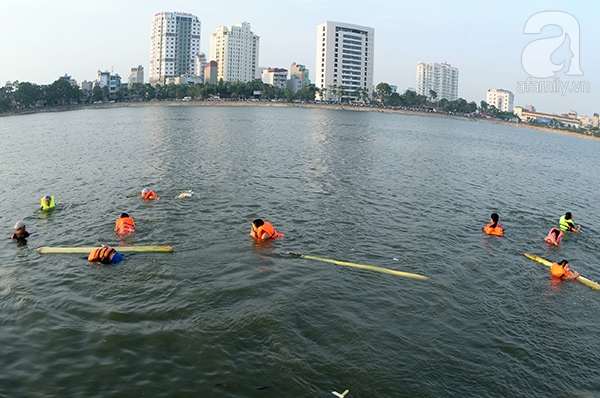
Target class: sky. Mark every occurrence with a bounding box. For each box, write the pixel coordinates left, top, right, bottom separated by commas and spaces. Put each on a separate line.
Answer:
1, 0, 598, 116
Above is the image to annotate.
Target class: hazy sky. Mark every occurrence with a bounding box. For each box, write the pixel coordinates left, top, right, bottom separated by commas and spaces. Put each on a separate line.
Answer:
2, 0, 598, 116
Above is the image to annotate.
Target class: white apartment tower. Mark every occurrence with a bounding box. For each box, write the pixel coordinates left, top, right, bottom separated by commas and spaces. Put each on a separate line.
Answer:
416, 61, 459, 101
316, 21, 374, 102
486, 89, 514, 112
149, 12, 201, 85
209, 22, 259, 83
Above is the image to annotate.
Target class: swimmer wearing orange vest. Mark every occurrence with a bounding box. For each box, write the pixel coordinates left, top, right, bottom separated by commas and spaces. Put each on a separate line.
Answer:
550, 259, 579, 280
88, 245, 123, 264
115, 212, 136, 235
250, 219, 284, 241
141, 188, 159, 200
482, 213, 504, 236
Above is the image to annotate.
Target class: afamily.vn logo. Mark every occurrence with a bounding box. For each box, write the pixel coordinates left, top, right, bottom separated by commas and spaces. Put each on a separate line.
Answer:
518, 11, 588, 94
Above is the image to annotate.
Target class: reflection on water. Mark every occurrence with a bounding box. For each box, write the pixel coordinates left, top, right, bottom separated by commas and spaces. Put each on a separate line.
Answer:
1, 106, 599, 397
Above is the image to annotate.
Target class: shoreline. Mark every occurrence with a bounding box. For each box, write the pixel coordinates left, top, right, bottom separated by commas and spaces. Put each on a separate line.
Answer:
5, 100, 599, 143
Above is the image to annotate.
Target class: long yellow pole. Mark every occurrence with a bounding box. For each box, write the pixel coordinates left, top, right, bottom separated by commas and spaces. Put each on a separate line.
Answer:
38, 246, 173, 254
524, 253, 600, 291
287, 252, 428, 280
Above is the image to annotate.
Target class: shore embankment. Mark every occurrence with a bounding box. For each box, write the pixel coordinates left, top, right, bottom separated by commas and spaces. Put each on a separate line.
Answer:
4, 100, 598, 143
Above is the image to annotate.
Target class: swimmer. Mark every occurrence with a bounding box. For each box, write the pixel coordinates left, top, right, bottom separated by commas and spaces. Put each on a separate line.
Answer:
559, 212, 580, 233
88, 245, 123, 264
545, 227, 563, 246
141, 188, 159, 200
250, 219, 284, 241
10, 220, 30, 240
115, 212, 136, 235
482, 213, 504, 236
40, 195, 56, 211
550, 259, 579, 280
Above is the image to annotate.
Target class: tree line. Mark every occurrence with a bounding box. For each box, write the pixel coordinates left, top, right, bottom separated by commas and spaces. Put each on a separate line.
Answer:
1, 77, 514, 121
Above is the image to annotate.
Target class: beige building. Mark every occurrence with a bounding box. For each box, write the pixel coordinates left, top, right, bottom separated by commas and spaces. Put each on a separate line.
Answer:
486, 89, 514, 112
210, 22, 259, 83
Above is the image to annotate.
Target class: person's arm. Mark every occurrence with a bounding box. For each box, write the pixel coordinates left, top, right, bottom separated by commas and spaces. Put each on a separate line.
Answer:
566, 270, 580, 280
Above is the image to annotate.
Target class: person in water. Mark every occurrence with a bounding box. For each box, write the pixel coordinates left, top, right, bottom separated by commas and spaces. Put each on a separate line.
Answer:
40, 195, 56, 211
141, 188, 159, 200
550, 259, 580, 280
559, 212, 580, 232
10, 220, 30, 240
482, 213, 504, 236
545, 227, 563, 246
115, 213, 136, 235
250, 219, 284, 241
88, 245, 123, 264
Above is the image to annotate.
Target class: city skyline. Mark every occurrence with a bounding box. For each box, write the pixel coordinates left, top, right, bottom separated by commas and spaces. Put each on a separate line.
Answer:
1, 0, 598, 116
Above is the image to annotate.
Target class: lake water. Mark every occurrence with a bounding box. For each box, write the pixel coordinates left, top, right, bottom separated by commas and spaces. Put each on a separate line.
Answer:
1, 105, 599, 397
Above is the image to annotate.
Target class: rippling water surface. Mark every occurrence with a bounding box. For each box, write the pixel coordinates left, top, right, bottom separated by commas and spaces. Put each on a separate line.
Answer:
1, 105, 599, 397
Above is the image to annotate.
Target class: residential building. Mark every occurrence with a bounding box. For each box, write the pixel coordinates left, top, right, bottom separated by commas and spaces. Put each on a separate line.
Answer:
416, 61, 459, 101
287, 74, 303, 94
79, 81, 93, 91
209, 22, 260, 83
109, 74, 121, 96
195, 53, 206, 81
261, 68, 288, 89
59, 74, 77, 86
149, 11, 201, 85
128, 65, 144, 87
204, 61, 218, 84
486, 89, 514, 112
524, 104, 536, 112
290, 63, 310, 87
96, 70, 110, 88
315, 21, 374, 102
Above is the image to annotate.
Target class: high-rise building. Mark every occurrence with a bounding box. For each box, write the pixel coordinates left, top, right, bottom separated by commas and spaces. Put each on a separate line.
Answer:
209, 22, 259, 83
149, 12, 201, 85
486, 89, 514, 112
128, 65, 144, 87
416, 61, 459, 101
315, 21, 374, 102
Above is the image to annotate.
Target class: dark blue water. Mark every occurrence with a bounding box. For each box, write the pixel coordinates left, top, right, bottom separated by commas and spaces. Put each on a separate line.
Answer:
1, 105, 599, 397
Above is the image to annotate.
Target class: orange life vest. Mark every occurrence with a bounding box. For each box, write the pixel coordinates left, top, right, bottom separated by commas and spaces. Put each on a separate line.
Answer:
142, 190, 158, 200
115, 216, 136, 235
256, 221, 284, 239
88, 246, 116, 264
483, 222, 504, 236
550, 263, 566, 278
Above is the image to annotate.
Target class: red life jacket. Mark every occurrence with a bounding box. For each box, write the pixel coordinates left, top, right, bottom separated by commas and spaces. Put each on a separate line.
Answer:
142, 190, 158, 200
483, 222, 504, 236
256, 221, 284, 239
115, 217, 136, 235
88, 246, 116, 264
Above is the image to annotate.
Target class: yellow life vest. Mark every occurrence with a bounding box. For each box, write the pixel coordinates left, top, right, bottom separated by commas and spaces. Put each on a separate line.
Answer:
40, 196, 56, 211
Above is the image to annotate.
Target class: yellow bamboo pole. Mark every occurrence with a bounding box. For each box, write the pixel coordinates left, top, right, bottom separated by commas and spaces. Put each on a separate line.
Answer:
287, 252, 428, 280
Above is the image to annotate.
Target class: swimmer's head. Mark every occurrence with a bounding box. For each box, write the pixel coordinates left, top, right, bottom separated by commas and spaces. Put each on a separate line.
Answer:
14, 220, 25, 230
142, 188, 149, 195
120, 213, 130, 218
44, 195, 51, 203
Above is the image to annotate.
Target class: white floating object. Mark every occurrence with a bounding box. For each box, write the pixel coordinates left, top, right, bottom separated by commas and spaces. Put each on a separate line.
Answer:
332, 389, 349, 397
175, 190, 194, 199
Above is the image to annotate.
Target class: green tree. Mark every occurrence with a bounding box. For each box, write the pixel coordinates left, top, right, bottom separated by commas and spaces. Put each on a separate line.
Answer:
480, 100, 488, 112
92, 85, 103, 102
375, 82, 393, 104
14, 82, 41, 108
